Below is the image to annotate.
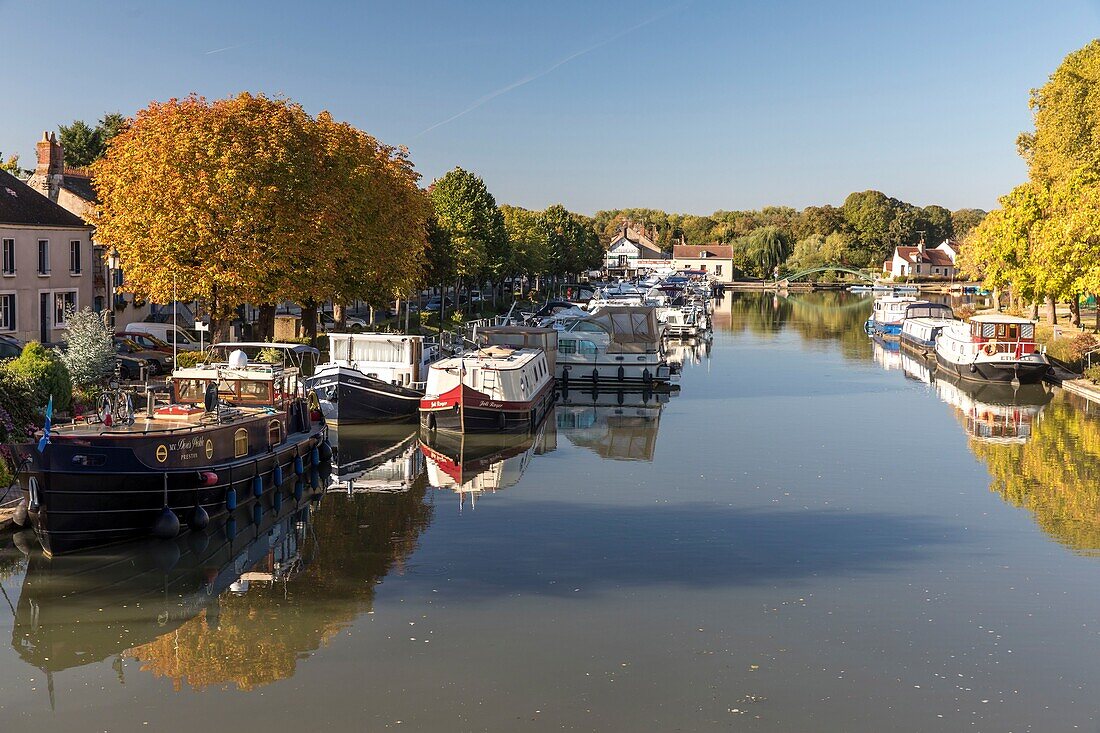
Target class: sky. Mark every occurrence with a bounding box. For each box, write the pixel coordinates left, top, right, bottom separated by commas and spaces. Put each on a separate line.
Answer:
1, 0, 1098, 214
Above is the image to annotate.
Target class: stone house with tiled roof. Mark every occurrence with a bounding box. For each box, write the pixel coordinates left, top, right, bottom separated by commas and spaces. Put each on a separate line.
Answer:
604, 221, 667, 276
26, 132, 149, 325
672, 243, 735, 283
0, 168, 94, 343
883, 239, 960, 280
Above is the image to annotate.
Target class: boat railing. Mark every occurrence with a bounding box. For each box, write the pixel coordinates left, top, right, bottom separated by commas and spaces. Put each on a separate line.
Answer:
973, 340, 1045, 358
1085, 345, 1100, 370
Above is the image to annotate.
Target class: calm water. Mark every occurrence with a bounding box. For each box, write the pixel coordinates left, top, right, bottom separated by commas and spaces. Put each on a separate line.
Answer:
3, 291, 1100, 732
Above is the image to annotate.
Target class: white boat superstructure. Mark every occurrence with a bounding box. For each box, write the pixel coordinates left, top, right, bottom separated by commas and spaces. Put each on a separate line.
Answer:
546, 306, 673, 387
934, 314, 1049, 384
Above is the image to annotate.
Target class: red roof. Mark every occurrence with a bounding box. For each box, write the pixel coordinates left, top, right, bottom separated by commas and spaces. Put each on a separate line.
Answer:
895, 246, 954, 267
673, 244, 734, 259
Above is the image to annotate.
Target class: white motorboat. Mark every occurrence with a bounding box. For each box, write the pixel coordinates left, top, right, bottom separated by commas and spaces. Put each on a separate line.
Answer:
934, 314, 1050, 384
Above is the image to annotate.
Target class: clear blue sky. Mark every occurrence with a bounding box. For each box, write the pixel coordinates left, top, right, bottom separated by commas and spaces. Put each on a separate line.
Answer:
2, 0, 1097, 214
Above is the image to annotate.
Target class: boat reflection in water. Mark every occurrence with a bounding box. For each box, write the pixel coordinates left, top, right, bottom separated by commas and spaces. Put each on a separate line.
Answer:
420, 417, 555, 506
11, 475, 323, 683
870, 334, 902, 372
665, 337, 711, 373
901, 352, 934, 385
325, 424, 424, 495
935, 374, 1052, 444
556, 388, 669, 462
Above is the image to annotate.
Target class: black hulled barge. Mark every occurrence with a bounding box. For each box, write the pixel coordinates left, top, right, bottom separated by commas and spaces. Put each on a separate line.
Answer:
13, 344, 329, 556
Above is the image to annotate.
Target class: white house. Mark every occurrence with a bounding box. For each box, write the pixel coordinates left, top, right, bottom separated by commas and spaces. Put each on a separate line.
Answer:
884, 239, 960, 280
604, 222, 666, 276
0, 169, 95, 344
672, 244, 735, 283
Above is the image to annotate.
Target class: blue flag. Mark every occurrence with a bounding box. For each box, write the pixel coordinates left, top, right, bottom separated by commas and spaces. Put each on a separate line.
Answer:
36, 395, 53, 453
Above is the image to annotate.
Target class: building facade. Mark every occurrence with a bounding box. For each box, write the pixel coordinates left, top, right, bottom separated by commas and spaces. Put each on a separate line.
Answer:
26, 132, 150, 327
884, 240, 960, 280
604, 222, 667, 277
671, 244, 736, 283
0, 169, 95, 343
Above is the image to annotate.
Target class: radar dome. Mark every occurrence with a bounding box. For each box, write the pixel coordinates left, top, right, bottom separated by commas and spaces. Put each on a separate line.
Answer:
228, 349, 249, 369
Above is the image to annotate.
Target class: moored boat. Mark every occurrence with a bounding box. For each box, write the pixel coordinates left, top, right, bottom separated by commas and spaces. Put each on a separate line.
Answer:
419, 345, 556, 433
865, 295, 917, 335
543, 305, 673, 388
934, 314, 1050, 384
307, 333, 438, 424
13, 345, 328, 556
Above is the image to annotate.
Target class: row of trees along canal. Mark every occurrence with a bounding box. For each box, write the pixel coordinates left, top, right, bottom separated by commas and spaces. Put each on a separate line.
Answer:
960, 39, 1100, 329
90, 93, 604, 342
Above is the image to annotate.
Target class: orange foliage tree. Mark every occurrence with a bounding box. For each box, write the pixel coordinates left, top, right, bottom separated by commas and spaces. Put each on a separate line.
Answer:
91, 93, 429, 339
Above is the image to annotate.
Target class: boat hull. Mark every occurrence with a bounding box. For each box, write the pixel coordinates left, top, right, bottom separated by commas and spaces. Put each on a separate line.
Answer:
14, 417, 327, 556
934, 351, 1050, 384
307, 366, 422, 424
420, 382, 556, 434
557, 361, 673, 388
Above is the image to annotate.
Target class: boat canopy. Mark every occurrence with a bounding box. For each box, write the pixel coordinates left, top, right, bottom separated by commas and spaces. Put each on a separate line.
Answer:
572, 306, 661, 353
903, 301, 955, 320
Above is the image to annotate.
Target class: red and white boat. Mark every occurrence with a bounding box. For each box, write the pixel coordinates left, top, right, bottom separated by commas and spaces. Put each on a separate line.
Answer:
419, 346, 556, 433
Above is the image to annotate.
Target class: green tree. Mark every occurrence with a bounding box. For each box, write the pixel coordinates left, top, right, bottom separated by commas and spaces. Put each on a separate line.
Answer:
5, 342, 72, 412
428, 168, 507, 291
58, 308, 117, 388
501, 205, 546, 283
951, 208, 987, 238
0, 153, 27, 177
746, 226, 791, 277
58, 120, 100, 167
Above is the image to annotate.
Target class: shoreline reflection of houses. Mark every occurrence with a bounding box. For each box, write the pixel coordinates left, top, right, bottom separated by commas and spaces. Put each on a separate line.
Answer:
556, 388, 670, 462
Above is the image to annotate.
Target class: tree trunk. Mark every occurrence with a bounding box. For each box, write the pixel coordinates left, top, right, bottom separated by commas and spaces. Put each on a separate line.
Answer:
333, 302, 347, 331
301, 300, 319, 344
992, 288, 1001, 312
1028, 300, 1039, 321
257, 304, 276, 341
1070, 294, 1081, 328
1044, 296, 1057, 325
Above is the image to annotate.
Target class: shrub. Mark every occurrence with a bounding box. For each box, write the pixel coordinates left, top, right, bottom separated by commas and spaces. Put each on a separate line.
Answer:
954, 304, 976, 320
174, 350, 209, 369
0, 365, 38, 442
6, 342, 71, 412
58, 307, 116, 388
1085, 365, 1100, 384
1047, 333, 1098, 369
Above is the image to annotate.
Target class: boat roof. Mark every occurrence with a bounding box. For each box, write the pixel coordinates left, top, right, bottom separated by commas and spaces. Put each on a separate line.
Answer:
478, 325, 556, 335
434, 346, 544, 369
875, 295, 918, 303
905, 317, 957, 327
969, 314, 1037, 324
214, 341, 320, 356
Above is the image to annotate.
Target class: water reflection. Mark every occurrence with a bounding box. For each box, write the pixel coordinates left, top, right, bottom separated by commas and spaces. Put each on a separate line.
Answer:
421, 420, 554, 504
870, 334, 902, 372
901, 351, 933, 384
935, 375, 1052, 444
664, 337, 711, 371
326, 424, 423, 494
557, 389, 668, 461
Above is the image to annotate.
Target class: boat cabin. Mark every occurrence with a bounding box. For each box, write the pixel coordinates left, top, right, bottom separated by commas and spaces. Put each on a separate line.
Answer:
425, 346, 552, 404
965, 315, 1039, 355
475, 326, 558, 374
325, 332, 436, 388
902, 301, 955, 321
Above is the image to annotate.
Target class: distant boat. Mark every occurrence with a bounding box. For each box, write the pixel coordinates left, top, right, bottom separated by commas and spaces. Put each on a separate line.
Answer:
864, 295, 918, 336
898, 302, 957, 355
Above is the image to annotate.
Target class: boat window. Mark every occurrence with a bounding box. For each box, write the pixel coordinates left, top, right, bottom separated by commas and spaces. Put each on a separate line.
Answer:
234, 428, 249, 458
237, 380, 273, 404
268, 419, 282, 447
559, 340, 577, 354
578, 340, 598, 355
351, 339, 404, 363
979, 322, 996, 338
996, 323, 1020, 340
1021, 324, 1034, 339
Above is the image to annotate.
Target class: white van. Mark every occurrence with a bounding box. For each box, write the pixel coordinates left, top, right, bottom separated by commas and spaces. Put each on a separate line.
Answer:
123, 322, 204, 351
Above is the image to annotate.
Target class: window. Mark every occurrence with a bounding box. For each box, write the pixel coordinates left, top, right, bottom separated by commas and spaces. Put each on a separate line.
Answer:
1, 239, 13, 275
617, 254, 628, 267
37, 240, 49, 275
69, 240, 81, 274
53, 291, 76, 327
558, 340, 577, 354
234, 428, 249, 458
0, 293, 14, 331
577, 340, 598, 355
268, 419, 282, 447
715, 265, 723, 276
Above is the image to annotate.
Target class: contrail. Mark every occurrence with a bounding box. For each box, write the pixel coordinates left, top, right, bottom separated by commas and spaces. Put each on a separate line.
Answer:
204, 43, 246, 55
415, 4, 687, 138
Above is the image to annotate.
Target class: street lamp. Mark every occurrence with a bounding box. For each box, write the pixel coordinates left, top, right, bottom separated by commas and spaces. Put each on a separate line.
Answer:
106, 248, 120, 328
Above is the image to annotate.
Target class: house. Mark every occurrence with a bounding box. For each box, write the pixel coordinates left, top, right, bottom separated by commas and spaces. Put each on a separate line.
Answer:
884, 239, 959, 280
0, 168, 95, 343
672, 243, 735, 283
26, 132, 150, 325
604, 222, 667, 277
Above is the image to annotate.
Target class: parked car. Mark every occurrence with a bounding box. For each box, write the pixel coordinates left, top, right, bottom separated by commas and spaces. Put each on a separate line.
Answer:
318, 312, 368, 331
123, 323, 204, 351
424, 296, 453, 312
0, 334, 23, 359
116, 331, 174, 354
114, 337, 174, 376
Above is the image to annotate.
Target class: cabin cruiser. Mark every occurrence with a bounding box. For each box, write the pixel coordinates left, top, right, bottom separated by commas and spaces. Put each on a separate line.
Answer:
899, 302, 957, 355
935, 375, 1051, 444
307, 333, 439, 424
545, 306, 673, 388
419, 345, 556, 433
13, 343, 328, 555
865, 295, 918, 335
934, 314, 1050, 383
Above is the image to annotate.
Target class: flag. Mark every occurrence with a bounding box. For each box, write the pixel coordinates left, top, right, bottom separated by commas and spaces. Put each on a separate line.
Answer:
36, 395, 53, 453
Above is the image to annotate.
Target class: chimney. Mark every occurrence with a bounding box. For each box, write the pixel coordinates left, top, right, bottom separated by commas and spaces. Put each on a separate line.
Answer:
35, 131, 64, 176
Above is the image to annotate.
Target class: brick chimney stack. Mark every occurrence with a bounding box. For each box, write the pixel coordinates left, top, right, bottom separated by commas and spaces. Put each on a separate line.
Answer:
29, 132, 65, 201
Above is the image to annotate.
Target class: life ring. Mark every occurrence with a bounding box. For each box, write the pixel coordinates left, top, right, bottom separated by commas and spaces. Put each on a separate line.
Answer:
983, 342, 998, 356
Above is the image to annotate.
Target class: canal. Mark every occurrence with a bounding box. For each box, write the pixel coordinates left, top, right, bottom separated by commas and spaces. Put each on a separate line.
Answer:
2, 291, 1099, 731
